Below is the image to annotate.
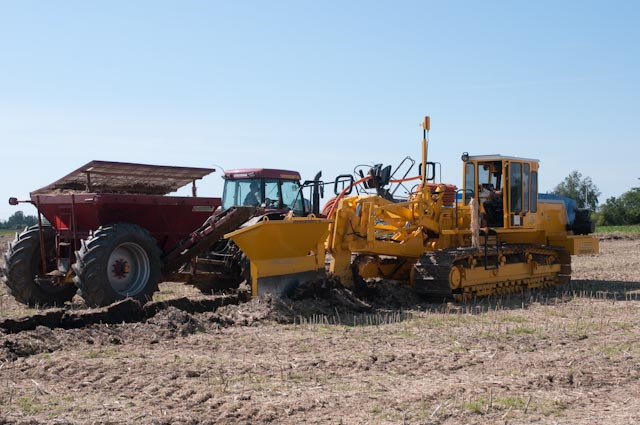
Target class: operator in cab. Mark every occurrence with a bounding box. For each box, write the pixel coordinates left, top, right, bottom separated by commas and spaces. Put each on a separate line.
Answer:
243, 181, 262, 206
481, 184, 503, 227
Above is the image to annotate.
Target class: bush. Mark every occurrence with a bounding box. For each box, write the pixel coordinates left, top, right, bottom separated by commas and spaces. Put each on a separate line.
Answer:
597, 188, 640, 226
0, 211, 38, 230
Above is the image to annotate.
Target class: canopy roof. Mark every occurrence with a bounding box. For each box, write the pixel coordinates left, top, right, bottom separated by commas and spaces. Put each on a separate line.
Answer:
32, 160, 215, 195
467, 154, 539, 163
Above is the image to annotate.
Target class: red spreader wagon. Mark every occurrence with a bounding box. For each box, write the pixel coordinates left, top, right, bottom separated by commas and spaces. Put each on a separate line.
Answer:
2, 161, 228, 307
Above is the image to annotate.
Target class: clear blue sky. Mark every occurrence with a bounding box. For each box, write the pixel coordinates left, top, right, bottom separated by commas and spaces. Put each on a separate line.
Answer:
1, 0, 638, 219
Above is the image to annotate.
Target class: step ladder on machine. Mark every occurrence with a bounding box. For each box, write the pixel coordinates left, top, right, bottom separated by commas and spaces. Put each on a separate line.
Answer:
479, 228, 500, 270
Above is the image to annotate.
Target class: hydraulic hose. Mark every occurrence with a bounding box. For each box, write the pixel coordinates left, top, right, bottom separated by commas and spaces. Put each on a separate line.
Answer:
326, 175, 372, 219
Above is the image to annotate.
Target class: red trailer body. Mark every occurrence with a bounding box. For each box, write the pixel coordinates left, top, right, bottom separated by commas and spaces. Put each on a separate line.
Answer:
33, 193, 220, 253
29, 160, 221, 253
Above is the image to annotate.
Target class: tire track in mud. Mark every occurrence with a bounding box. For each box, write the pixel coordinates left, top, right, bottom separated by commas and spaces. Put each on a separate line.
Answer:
0, 295, 240, 334
0, 277, 421, 336
0, 280, 420, 365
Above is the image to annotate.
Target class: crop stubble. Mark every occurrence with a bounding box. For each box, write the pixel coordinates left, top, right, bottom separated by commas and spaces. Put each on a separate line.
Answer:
0, 236, 639, 424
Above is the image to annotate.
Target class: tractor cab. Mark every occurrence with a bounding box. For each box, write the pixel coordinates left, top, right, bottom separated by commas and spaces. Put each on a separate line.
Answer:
462, 154, 539, 229
222, 169, 307, 216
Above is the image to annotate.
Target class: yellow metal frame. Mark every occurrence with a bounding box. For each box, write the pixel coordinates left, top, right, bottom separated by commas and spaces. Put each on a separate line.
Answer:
548, 234, 600, 256
226, 218, 331, 296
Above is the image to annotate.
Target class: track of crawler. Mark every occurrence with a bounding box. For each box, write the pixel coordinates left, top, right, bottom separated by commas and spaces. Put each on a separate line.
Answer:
412, 244, 571, 300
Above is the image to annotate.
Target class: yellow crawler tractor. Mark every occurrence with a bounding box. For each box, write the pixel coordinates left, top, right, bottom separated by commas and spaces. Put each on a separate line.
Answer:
227, 117, 599, 300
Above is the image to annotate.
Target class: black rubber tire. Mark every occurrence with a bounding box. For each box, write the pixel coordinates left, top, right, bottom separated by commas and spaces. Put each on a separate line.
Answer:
190, 246, 249, 295
2, 225, 77, 306
72, 223, 162, 307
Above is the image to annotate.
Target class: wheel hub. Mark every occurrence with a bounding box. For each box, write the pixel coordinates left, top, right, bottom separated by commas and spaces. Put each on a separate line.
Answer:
107, 242, 150, 296
111, 259, 130, 279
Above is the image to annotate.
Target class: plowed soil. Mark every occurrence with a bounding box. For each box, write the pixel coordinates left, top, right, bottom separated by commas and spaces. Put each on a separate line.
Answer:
1, 236, 640, 424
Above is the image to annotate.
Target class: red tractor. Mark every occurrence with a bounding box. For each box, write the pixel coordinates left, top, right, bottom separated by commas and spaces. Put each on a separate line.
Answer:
2, 161, 318, 307
167, 167, 323, 294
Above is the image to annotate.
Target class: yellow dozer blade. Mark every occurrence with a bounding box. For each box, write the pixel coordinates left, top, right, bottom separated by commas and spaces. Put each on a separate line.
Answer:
225, 218, 331, 297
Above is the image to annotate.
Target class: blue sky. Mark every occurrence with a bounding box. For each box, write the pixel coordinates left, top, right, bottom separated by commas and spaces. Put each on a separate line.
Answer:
1, 0, 638, 219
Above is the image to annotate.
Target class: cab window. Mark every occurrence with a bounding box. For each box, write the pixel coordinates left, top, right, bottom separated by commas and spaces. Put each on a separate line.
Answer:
281, 180, 304, 214
264, 179, 281, 207
510, 162, 522, 213
464, 162, 475, 205
478, 164, 490, 187
523, 163, 530, 212
222, 178, 262, 209
531, 171, 538, 212
477, 161, 503, 198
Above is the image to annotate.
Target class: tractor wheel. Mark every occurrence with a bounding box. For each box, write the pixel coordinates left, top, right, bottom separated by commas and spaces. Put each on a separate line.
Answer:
2, 225, 77, 306
72, 223, 162, 307
190, 247, 250, 295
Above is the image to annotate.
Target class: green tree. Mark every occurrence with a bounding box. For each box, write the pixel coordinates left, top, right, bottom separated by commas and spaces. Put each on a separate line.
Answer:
552, 170, 600, 210
598, 188, 640, 225
0, 211, 38, 229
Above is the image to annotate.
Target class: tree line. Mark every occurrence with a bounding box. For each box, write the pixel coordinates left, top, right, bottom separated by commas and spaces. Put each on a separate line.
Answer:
0, 211, 38, 229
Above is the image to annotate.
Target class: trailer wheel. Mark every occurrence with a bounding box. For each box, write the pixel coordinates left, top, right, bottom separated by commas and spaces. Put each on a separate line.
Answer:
2, 225, 77, 306
73, 223, 162, 307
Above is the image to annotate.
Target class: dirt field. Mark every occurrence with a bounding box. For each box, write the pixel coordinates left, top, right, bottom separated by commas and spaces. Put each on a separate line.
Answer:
1, 235, 640, 424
